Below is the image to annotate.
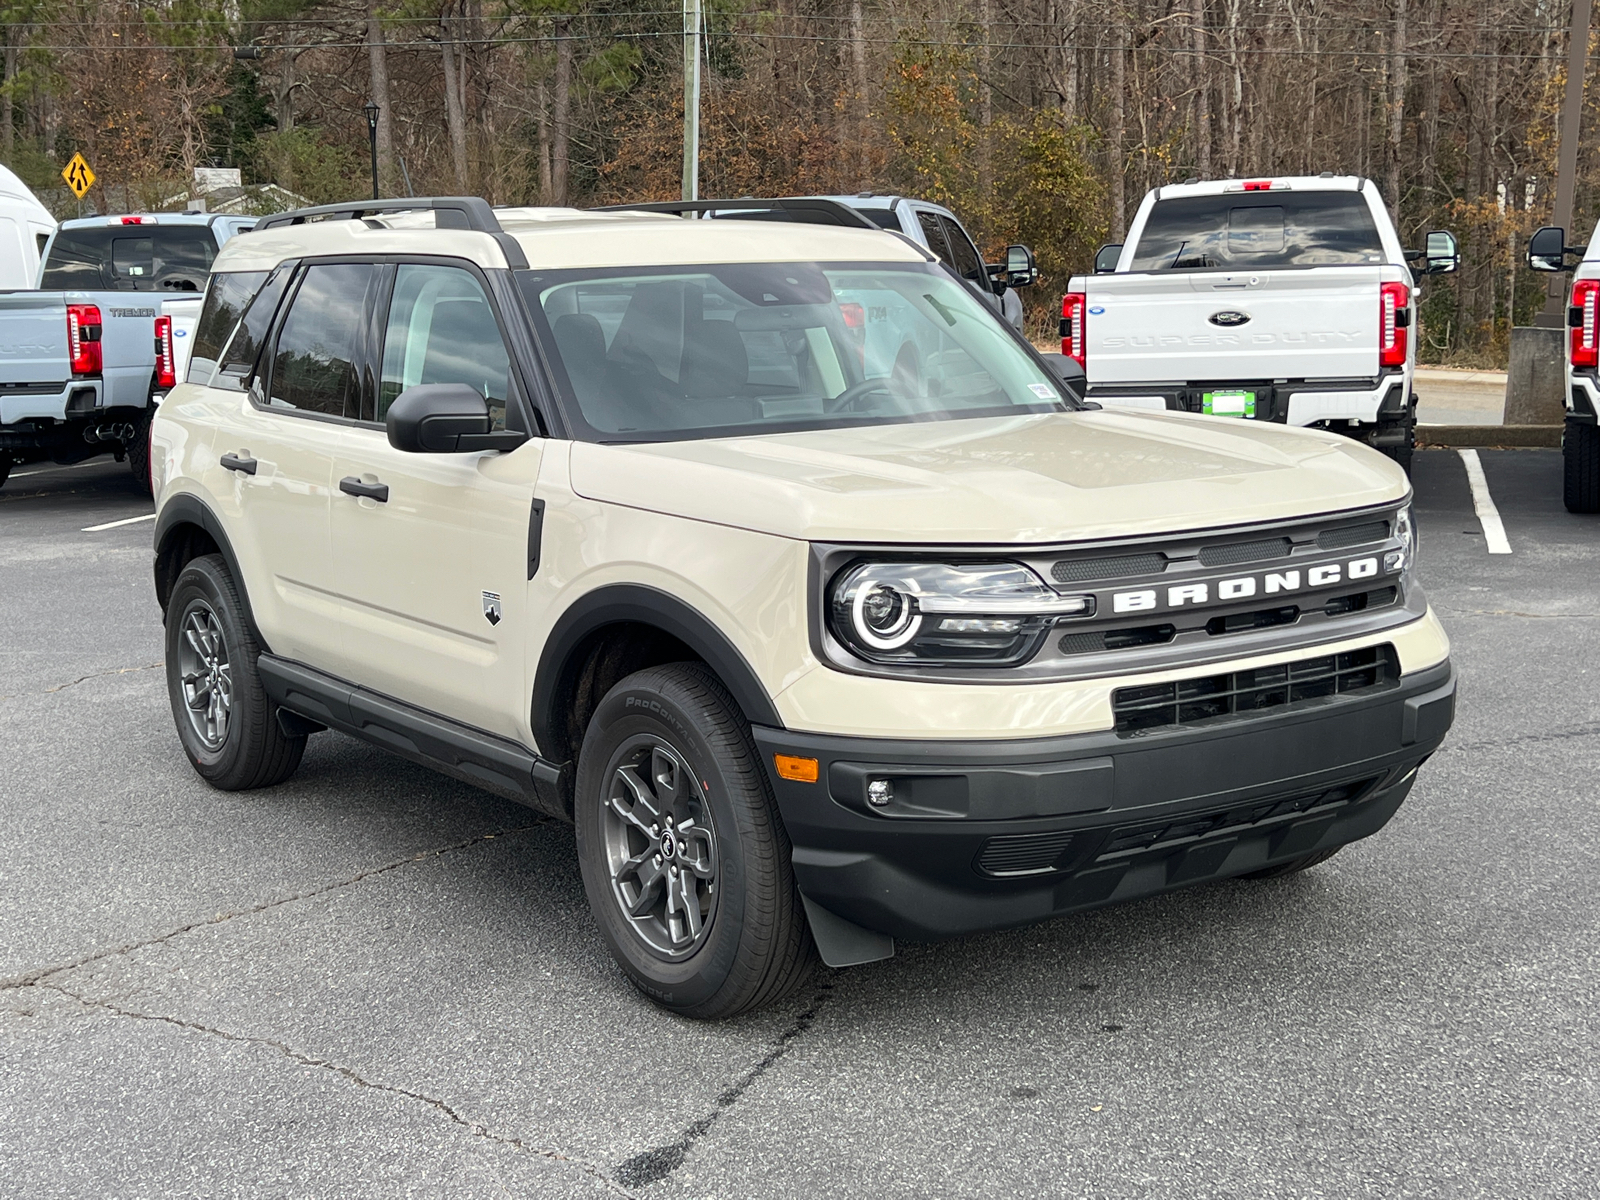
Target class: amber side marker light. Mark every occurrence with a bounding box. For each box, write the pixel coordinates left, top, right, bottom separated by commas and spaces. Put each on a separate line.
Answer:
774, 754, 819, 783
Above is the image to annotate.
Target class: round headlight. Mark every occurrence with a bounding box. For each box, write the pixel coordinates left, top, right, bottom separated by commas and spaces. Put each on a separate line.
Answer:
852, 578, 922, 649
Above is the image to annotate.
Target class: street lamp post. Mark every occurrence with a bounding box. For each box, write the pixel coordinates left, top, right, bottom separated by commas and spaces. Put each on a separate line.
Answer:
364, 100, 380, 200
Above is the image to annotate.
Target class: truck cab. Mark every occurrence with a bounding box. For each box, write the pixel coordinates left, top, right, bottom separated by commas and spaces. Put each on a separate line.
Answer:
1062, 177, 1457, 473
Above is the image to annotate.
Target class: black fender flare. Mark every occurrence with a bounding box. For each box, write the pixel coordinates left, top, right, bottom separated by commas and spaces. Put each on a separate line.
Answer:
153, 492, 270, 653
531, 584, 785, 754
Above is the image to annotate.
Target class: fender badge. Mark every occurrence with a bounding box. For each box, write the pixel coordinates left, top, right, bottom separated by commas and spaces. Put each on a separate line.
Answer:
1209, 310, 1251, 327
482, 591, 502, 625
1088, 305, 1106, 315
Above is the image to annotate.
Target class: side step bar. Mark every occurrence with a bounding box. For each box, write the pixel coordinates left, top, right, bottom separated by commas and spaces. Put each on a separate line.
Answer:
257, 655, 569, 820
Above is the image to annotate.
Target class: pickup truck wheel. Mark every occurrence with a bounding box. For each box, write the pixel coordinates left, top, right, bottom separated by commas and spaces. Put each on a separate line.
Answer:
1564, 417, 1600, 513
0, 454, 10, 490
1240, 846, 1343, 880
574, 662, 814, 1019
1376, 415, 1414, 476
165, 553, 305, 791
128, 413, 153, 497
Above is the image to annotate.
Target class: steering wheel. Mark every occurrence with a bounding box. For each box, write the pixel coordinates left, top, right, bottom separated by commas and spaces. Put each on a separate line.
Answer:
824, 377, 895, 414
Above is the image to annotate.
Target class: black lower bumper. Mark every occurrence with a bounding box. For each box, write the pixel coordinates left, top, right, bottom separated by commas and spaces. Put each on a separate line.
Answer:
754, 660, 1455, 944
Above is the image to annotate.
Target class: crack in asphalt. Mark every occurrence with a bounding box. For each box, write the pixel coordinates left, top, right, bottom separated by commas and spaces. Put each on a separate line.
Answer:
35, 981, 639, 1199
1435, 604, 1600, 619
613, 981, 834, 1189
0, 661, 165, 703
0, 825, 544, 992
1438, 723, 1600, 755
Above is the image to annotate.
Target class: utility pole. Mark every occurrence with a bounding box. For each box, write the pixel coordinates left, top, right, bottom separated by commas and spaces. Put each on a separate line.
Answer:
1541, 0, 1593, 324
682, 0, 702, 201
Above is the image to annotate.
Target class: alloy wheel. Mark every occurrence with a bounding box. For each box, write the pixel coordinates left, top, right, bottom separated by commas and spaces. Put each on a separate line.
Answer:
177, 600, 232, 750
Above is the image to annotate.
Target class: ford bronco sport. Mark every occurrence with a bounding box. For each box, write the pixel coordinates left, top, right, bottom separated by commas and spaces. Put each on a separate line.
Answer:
152, 197, 1456, 1018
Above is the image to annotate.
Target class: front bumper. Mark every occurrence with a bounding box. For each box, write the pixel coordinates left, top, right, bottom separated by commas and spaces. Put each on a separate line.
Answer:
755, 658, 1454, 944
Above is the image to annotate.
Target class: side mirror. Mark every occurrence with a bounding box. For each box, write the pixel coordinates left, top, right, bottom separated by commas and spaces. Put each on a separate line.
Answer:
385, 383, 525, 453
1004, 244, 1038, 287
1422, 229, 1459, 275
1037, 351, 1089, 402
1093, 243, 1122, 274
1528, 225, 1572, 273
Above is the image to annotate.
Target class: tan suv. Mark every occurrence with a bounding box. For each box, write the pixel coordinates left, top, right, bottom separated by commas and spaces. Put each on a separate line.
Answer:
152, 197, 1456, 1018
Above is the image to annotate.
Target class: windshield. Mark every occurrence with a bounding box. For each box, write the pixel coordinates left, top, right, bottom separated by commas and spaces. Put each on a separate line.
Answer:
518, 261, 1065, 441
1128, 192, 1384, 271
40, 225, 217, 292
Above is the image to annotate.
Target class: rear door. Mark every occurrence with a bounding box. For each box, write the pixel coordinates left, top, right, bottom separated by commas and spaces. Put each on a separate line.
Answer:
1090, 190, 1388, 385
323, 260, 543, 739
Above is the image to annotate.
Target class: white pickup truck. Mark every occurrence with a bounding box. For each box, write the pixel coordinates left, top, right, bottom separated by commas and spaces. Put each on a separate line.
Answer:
1526, 223, 1600, 513
1062, 176, 1458, 472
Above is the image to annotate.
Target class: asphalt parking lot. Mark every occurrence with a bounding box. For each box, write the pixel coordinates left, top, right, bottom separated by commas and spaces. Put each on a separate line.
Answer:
2, 448, 1596, 1199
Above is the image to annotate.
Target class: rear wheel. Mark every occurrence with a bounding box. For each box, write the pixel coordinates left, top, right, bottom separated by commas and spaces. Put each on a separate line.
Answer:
1375, 412, 1415, 476
128, 411, 153, 497
165, 553, 304, 790
1240, 846, 1343, 880
574, 663, 814, 1019
1564, 417, 1600, 513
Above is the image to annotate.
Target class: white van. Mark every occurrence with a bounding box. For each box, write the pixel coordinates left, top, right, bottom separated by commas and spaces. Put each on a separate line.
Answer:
0, 165, 57, 290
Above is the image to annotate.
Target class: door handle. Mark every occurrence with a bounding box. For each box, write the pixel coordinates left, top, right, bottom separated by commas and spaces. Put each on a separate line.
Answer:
339, 475, 389, 502
220, 452, 257, 475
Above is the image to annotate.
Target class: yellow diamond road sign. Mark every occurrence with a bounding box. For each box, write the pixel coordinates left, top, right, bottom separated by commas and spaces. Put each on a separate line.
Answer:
62, 153, 95, 199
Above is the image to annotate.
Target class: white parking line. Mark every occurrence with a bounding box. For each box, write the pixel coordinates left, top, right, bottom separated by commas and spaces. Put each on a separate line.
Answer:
1457, 449, 1512, 554
10, 459, 115, 479
81, 513, 156, 533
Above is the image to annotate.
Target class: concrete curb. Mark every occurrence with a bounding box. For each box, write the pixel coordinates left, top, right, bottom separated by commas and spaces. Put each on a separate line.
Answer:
1416, 424, 1563, 448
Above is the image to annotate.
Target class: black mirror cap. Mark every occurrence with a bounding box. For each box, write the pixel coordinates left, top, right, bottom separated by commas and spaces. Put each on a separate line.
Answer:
1037, 351, 1087, 401
387, 383, 495, 453
1528, 225, 1570, 273
1005, 244, 1038, 286
1093, 243, 1123, 274
1423, 229, 1460, 275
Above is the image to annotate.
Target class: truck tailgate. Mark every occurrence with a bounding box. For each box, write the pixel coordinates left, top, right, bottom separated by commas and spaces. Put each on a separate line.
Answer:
1086, 266, 1383, 384
162, 296, 203, 386
0, 291, 68, 386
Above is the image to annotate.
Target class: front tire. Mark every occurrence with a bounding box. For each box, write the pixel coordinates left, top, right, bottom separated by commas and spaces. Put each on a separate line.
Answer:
165, 554, 304, 790
1564, 417, 1600, 513
574, 663, 814, 1019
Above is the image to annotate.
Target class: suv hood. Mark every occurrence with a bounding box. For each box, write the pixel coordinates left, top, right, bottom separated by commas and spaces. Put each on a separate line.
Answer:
567, 410, 1409, 544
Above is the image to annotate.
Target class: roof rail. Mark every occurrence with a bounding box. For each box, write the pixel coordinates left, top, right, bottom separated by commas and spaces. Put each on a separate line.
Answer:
255, 196, 528, 268
592, 197, 879, 231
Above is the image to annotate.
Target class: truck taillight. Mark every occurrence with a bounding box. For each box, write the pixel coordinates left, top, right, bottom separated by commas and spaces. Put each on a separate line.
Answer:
67, 303, 102, 376
1061, 292, 1086, 366
1379, 282, 1409, 368
1571, 279, 1600, 368
155, 315, 176, 389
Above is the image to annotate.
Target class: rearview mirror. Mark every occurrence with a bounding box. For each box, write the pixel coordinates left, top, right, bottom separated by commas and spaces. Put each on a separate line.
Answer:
1004, 244, 1038, 287
1528, 225, 1571, 273
1422, 230, 1459, 275
386, 383, 525, 453
1093, 243, 1122, 274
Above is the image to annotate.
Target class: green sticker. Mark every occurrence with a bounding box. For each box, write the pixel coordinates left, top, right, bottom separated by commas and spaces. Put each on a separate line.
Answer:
1203, 390, 1256, 418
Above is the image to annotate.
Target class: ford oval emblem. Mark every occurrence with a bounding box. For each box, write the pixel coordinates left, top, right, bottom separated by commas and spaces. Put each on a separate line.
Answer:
1088, 305, 1105, 315
1209, 310, 1251, 327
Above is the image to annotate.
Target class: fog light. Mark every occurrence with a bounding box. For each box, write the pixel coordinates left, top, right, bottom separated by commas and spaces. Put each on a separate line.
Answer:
867, 779, 894, 807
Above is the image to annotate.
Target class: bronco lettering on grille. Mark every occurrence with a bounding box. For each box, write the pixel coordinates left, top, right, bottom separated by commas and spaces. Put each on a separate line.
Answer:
1110, 555, 1386, 615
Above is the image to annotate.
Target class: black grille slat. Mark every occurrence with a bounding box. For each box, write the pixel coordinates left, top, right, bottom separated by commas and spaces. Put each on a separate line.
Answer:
1058, 624, 1177, 656
978, 831, 1078, 877
1052, 553, 1166, 583
1318, 520, 1389, 550
1196, 537, 1292, 567
1112, 645, 1396, 734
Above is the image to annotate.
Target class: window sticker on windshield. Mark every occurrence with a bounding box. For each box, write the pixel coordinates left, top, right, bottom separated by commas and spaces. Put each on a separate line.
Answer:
1028, 382, 1056, 399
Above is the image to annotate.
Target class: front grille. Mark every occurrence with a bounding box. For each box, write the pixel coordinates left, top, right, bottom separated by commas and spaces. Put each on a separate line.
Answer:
1059, 623, 1177, 656
1112, 644, 1397, 734
1099, 776, 1379, 857
978, 830, 1078, 877
1052, 552, 1167, 583
1324, 586, 1398, 617
1318, 520, 1388, 550
1197, 537, 1292, 567
1204, 605, 1298, 636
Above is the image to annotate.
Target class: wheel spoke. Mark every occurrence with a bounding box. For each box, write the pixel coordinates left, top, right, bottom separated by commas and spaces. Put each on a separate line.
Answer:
667, 871, 702, 944
625, 871, 664, 917
678, 825, 716, 879
614, 764, 662, 823
185, 678, 212, 710
184, 623, 209, 660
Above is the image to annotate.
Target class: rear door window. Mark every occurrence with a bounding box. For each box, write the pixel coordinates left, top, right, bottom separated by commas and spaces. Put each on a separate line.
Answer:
915, 210, 954, 266
39, 225, 219, 291
377, 264, 511, 428
265, 264, 378, 419
215, 267, 291, 389
938, 215, 987, 285
188, 271, 267, 384
1129, 192, 1385, 271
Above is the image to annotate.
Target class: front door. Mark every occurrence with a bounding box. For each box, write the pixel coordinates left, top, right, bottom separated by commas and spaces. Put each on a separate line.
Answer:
323, 262, 543, 739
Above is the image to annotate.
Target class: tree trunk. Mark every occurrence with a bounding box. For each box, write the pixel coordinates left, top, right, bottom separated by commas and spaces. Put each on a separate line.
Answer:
551, 15, 573, 205
536, 73, 552, 204
978, 0, 993, 205
1111, 33, 1127, 239
440, 12, 469, 190
274, 48, 299, 135
850, 0, 868, 178
2, 45, 16, 160
365, 0, 397, 195
1386, 0, 1409, 224
1192, 0, 1209, 176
